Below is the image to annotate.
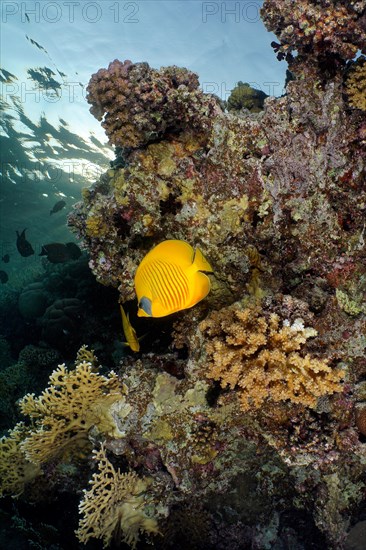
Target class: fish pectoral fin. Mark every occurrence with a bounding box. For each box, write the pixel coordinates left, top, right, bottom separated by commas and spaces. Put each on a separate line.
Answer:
121, 340, 139, 352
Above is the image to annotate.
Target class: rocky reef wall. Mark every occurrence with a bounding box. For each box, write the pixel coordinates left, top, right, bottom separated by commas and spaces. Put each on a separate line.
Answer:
2, 1, 366, 548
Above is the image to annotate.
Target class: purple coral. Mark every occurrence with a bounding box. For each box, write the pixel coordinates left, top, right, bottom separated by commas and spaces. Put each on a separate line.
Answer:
86, 59, 221, 148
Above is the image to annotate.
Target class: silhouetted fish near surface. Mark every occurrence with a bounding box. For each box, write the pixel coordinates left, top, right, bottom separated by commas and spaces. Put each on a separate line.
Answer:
1, 254, 10, 263
50, 200, 66, 215
0, 270, 8, 284
16, 229, 34, 257
40, 242, 81, 263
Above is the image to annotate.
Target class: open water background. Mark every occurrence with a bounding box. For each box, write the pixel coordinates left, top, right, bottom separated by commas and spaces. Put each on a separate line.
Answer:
1, 0, 285, 287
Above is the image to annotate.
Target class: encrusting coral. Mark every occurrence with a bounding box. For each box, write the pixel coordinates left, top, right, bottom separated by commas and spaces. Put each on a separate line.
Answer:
345, 56, 366, 111
200, 302, 343, 411
76, 445, 159, 549
261, 0, 366, 62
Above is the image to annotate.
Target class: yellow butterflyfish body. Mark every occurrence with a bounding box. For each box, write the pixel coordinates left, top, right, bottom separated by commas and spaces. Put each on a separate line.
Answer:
120, 304, 140, 352
134, 239, 213, 318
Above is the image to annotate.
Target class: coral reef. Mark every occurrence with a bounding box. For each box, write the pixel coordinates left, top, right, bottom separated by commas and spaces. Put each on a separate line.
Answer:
2, 1, 366, 548
0, 362, 35, 432
17, 344, 61, 369
355, 405, 366, 436
18, 356, 128, 464
64, 5, 366, 539
0, 349, 131, 499
41, 298, 83, 348
345, 56, 366, 111
0, 342, 364, 549
0, 335, 12, 370
261, 0, 366, 63
0, 423, 41, 497
227, 82, 268, 113
200, 301, 343, 411
86, 60, 221, 148
76, 445, 159, 548
18, 282, 50, 319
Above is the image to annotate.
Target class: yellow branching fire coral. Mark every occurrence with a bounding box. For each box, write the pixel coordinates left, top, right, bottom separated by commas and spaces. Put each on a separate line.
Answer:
76, 445, 159, 549
19, 360, 128, 464
200, 303, 343, 411
0, 423, 41, 497
75, 344, 99, 366
346, 56, 366, 111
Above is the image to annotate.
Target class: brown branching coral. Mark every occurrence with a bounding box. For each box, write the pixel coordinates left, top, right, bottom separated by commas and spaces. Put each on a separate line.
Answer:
18, 360, 128, 464
200, 302, 343, 411
346, 56, 366, 111
76, 445, 159, 549
86, 59, 221, 148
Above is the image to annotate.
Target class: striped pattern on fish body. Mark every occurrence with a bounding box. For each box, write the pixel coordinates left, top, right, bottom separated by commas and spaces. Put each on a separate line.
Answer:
134, 240, 213, 318
137, 259, 190, 313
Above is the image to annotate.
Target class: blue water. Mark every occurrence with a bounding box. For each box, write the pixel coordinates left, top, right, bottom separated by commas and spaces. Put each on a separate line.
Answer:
1, 0, 285, 280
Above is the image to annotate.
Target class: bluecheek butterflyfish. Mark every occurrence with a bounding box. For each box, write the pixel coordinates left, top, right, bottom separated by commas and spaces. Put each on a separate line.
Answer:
134, 239, 213, 318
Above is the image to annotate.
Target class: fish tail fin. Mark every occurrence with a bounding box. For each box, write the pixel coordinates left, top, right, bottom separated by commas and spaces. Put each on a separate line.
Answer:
193, 248, 213, 273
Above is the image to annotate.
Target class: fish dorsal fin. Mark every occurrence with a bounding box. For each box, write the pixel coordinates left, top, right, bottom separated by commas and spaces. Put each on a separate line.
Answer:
192, 247, 213, 273
142, 240, 194, 269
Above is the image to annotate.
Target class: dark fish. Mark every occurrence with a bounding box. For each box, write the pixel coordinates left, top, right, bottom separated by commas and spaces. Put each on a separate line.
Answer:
50, 200, 66, 215
40, 242, 81, 263
0, 270, 8, 284
1, 254, 10, 263
65, 242, 82, 260
40, 243, 70, 263
16, 229, 35, 257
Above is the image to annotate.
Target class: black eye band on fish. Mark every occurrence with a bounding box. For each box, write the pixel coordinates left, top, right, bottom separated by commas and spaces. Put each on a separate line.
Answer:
139, 297, 152, 316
